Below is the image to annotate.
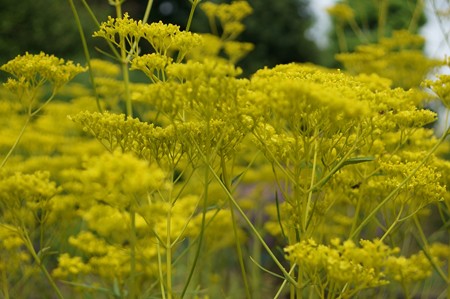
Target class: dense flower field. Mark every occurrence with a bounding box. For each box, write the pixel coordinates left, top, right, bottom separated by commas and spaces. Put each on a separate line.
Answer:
1, 1, 449, 298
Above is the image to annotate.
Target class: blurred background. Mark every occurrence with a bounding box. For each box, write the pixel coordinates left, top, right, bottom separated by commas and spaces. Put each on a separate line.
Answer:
0, 0, 447, 73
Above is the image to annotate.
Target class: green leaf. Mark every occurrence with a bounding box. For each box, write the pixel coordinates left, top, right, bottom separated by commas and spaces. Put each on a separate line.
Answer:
340, 156, 375, 167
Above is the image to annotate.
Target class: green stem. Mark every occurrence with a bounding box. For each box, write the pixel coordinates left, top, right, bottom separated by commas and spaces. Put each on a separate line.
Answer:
21, 229, 65, 299
67, 0, 102, 112
113, 0, 133, 117
166, 205, 173, 299
156, 236, 167, 299
250, 212, 263, 299
1, 269, 9, 299
203, 155, 298, 287
0, 88, 58, 169
180, 157, 209, 299
304, 128, 319, 232
408, 0, 424, 32
349, 194, 362, 236
142, 0, 154, 24
122, 61, 133, 117
221, 155, 252, 299
377, 0, 389, 41
412, 215, 449, 284
30, 90, 57, 117
0, 116, 30, 169
379, 204, 404, 242
335, 23, 347, 53
307, 126, 362, 193
129, 207, 137, 299
350, 127, 449, 239
186, 0, 200, 32
447, 230, 450, 299
274, 265, 297, 299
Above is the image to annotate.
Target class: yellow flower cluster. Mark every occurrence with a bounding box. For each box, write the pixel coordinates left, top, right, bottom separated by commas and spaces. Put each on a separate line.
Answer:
80, 152, 167, 209
94, 14, 202, 59
327, 3, 355, 23
70, 110, 248, 169
52, 253, 91, 279
0, 224, 30, 274
336, 30, 443, 89
285, 238, 390, 296
1, 52, 86, 91
423, 73, 450, 109
131, 53, 173, 82
374, 160, 446, 205
285, 238, 438, 297
1, 52, 86, 115
89, 58, 121, 78
193, 1, 254, 63
0, 171, 60, 228
2, 1, 450, 297
201, 1, 253, 40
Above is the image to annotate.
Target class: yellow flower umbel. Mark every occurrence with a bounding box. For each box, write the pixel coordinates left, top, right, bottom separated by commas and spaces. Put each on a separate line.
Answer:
0, 52, 86, 169
336, 30, 443, 89
285, 238, 440, 298
1, 52, 86, 91
1, 52, 86, 112
423, 73, 450, 110
194, 1, 254, 64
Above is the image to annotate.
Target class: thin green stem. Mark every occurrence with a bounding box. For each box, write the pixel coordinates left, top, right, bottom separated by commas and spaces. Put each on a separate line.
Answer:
1, 269, 9, 299
335, 23, 347, 53
21, 229, 65, 299
166, 206, 173, 299
202, 154, 298, 287
80, 0, 120, 59
0, 116, 30, 169
0, 87, 59, 169
221, 155, 252, 299
30, 90, 57, 117
129, 207, 137, 299
112, 0, 133, 117
180, 159, 209, 299
377, 0, 389, 41
250, 212, 263, 299
156, 236, 167, 299
142, 0, 154, 23
67, 0, 102, 112
121, 61, 133, 117
379, 204, 404, 242
412, 215, 449, 284
350, 126, 449, 239
304, 128, 319, 232
274, 265, 297, 299
448, 235, 450, 299
307, 126, 362, 193
348, 18, 369, 43
408, 0, 424, 32
186, 0, 200, 32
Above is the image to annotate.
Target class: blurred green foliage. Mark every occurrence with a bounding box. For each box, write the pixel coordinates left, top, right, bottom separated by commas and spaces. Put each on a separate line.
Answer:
239, 0, 320, 74
0, 0, 98, 63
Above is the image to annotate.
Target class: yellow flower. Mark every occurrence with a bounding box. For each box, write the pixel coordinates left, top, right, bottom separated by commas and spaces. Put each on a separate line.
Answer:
89, 58, 121, 78
1, 52, 86, 91
52, 253, 91, 279
327, 4, 355, 23
336, 31, 443, 89
80, 151, 167, 209
131, 53, 173, 81
423, 74, 450, 109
